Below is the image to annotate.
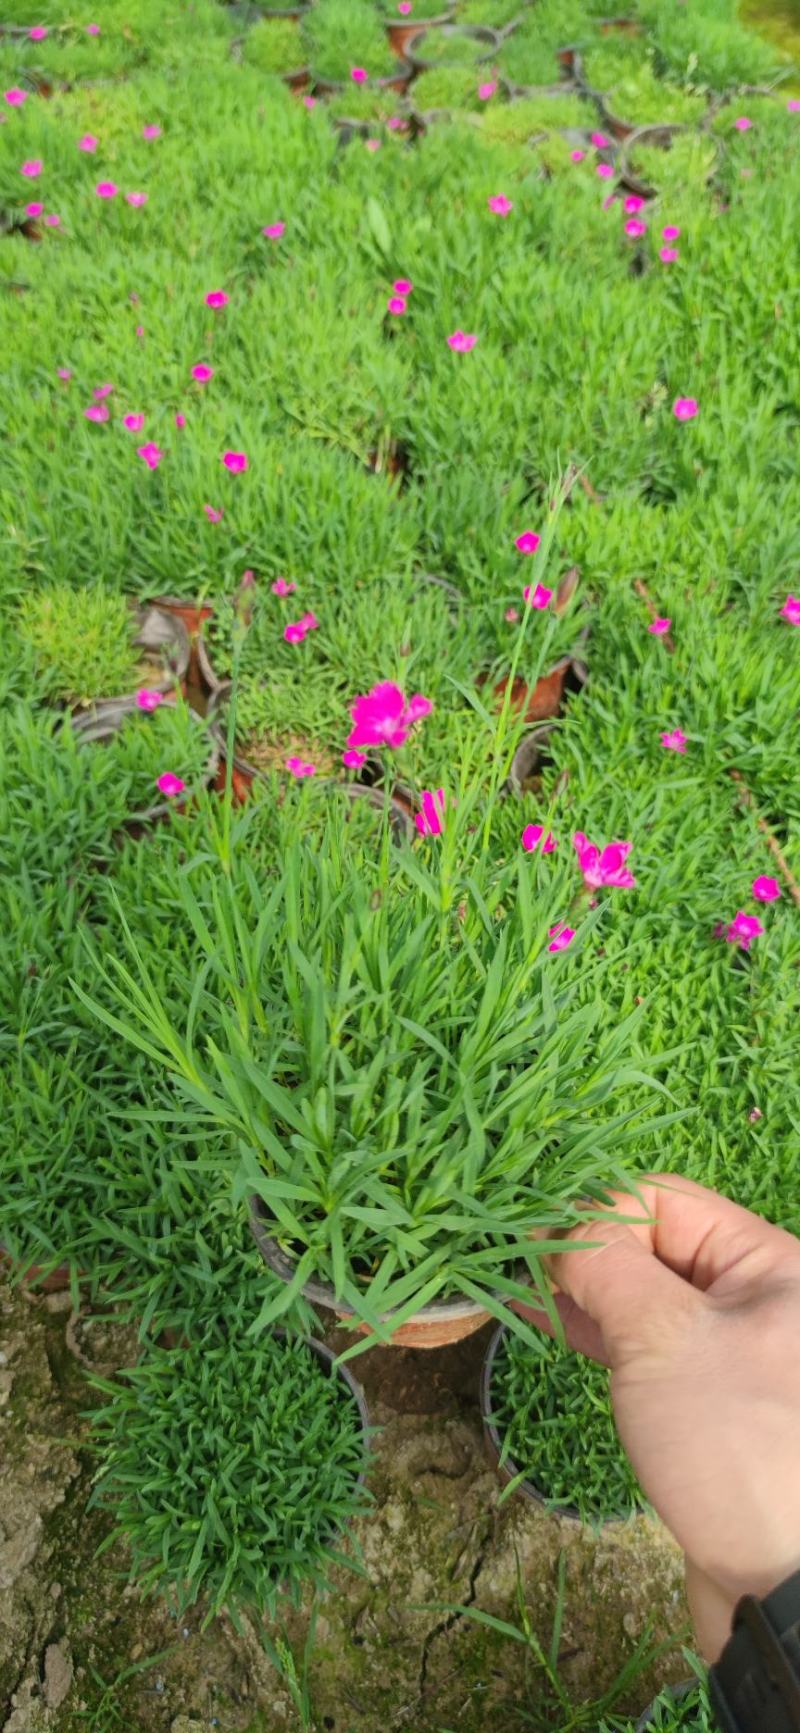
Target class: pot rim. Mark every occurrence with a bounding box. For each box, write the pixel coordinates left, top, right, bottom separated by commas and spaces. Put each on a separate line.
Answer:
300, 1332, 372, 1480
249, 1192, 492, 1325
480, 1321, 634, 1526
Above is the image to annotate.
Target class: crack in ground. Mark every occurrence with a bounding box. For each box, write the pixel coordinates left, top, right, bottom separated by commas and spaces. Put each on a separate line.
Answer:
414, 1516, 492, 1709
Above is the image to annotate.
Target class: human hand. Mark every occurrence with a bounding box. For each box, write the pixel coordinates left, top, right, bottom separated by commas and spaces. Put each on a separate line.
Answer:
513, 1173, 800, 1659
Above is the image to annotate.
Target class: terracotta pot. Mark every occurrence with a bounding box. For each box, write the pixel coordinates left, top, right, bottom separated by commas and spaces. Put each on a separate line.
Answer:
635, 1683, 697, 1730
0, 1245, 75, 1294
149, 595, 214, 638
249, 1194, 492, 1349
598, 15, 643, 34
284, 65, 312, 91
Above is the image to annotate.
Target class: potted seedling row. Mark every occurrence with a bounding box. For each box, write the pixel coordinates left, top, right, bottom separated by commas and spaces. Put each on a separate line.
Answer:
89, 1318, 371, 1621
480, 1323, 647, 1525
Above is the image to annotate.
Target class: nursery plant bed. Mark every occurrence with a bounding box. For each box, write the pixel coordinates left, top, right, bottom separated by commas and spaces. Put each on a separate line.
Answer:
249, 1193, 493, 1348
480, 1323, 646, 1525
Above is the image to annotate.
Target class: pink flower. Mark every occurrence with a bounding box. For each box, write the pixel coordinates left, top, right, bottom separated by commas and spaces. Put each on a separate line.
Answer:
203, 504, 223, 522
488, 193, 513, 216
95, 181, 118, 198
284, 612, 318, 643
388, 295, 407, 315
57, 368, 72, 380
93, 383, 113, 399
573, 833, 636, 890
351, 66, 368, 82
662, 225, 680, 239
222, 450, 248, 473
29, 26, 48, 40
591, 131, 611, 148
648, 617, 672, 635
734, 116, 752, 131
624, 195, 645, 214
365, 139, 381, 152
142, 124, 161, 140
660, 246, 679, 263
342, 748, 366, 768
303, 95, 316, 109
21, 160, 43, 178
262, 221, 285, 239
126, 191, 148, 207
570, 149, 585, 162
191, 363, 213, 383
749, 1106, 762, 1122
393, 278, 413, 294
136, 688, 165, 711
673, 396, 698, 421
478, 81, 497, 100
398, 1, 412, 12
625, 218, 647, 238
780, 594, 800, 625
78, 134, 98, 152
347, 681, 431, 750
123, 413, 145, 431
286, 757, 316, 777
44, 212, 60, 227
515, 531, 541, 554
157, 772, 185, 797
661, 727, 687, 753
596, 163, 614, 179
788, 98, 800, 111
135, 325, 145, 337
548, 923, 575, 953
205, 290, 228, 308
752, 875, 780, 902
415, 788, 446, 837
175, 412, 186, 429
84, 404, 109, 422
137, 442, 163, 469
388, 116, 405, 131
25, 202, 43, 218
505, 607, 519, 623
726, 910, 763, 950
85, 22, 100, 34
5, 88, 28, 107
524, 583, 552, 610
272, 577, 297, 595
447, 330, 477, 352
521, 823, 556, 854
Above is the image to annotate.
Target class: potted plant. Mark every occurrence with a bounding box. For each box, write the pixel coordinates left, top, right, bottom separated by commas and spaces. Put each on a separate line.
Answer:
72, 696, 219, 826
80, 680, 675, 1350
635, 1676, 714, 1730
17, 584, 189, 710
302, 0, 404, 89
89, 1309, 371, 1622
480, 1322, 647, 1524
379, 0, 455, 60
242, 15, 309, 79
407, 22, 502, 72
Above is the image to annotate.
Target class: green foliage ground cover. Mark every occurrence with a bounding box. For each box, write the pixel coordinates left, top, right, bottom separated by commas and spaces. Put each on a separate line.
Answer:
1, 0, 799, 1654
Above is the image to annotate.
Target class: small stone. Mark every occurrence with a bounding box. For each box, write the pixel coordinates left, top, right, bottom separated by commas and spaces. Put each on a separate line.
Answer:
44, 1641, 73, 1709
170, 1719, 207, 1733
130, 1643, 143, 1660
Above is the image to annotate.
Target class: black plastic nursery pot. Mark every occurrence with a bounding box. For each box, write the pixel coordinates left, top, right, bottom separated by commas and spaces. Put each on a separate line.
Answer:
635, 1682, 699, 1729
480, 1323, 633, 1526
249, 1193, 493, 1349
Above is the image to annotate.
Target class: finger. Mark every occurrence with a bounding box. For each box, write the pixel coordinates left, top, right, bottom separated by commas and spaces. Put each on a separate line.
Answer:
547, 1174, 800, 1327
